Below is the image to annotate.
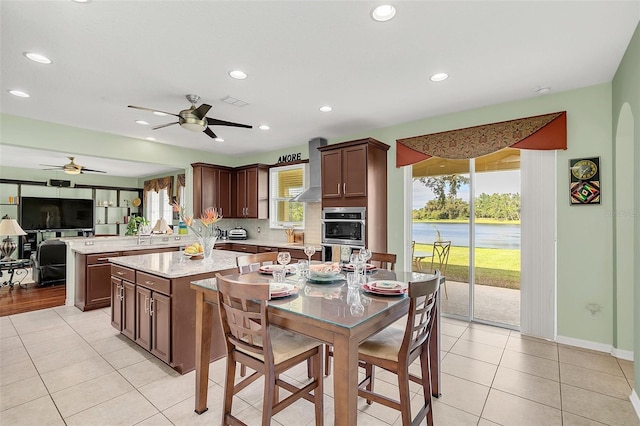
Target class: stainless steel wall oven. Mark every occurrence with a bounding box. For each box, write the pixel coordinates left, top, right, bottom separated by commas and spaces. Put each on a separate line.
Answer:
321, 207, 366, 247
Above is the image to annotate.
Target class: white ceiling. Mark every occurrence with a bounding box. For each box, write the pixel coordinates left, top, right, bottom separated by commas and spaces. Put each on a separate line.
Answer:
1, 1, 639, 177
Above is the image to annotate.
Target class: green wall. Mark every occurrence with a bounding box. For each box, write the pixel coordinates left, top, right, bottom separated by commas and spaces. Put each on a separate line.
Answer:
612, 19, 640, 401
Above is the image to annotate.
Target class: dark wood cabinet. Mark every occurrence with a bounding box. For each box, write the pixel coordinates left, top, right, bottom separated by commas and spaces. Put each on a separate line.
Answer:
319, 138, 390, 253
230, 243, 258, 254
76, 247, 178, 311
135, 272, 172, 364
110, 260, 226, 374
320, 143, 368, 201
192, 163, 233, 218
234, 165, 269, 219
75, 251, 120, 311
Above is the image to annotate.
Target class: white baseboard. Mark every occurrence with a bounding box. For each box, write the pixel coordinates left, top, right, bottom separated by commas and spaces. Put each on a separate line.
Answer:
556, 335, 634, 361
65, 298, 74, 307
631, 390, 640, 421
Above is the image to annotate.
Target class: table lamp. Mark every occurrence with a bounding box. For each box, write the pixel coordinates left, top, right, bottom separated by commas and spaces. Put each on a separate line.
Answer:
151, 218, 171, 234
0, 218, 27, 261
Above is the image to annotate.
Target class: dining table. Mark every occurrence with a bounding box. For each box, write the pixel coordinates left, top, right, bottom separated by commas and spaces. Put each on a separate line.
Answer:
190, 266, 441, 426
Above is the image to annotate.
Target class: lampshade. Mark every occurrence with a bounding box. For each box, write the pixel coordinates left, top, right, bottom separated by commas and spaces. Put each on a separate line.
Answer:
151, 218, 171, 233
0, 219, 27, 237
0, 219, 26, 261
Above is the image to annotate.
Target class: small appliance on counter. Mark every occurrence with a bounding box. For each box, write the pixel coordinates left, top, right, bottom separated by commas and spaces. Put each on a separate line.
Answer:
218, 229, 229, 240
228, 227, 248, 240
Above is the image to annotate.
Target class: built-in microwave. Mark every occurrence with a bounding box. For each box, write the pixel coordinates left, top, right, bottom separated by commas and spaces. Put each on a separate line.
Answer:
321, 207, 366, 247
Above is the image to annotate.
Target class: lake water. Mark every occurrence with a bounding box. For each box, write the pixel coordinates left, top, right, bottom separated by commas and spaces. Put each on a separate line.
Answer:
413, 222, 520, 249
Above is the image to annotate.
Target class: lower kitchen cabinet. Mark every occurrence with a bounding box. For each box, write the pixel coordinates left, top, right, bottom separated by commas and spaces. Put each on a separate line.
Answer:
109, 263, 226, 374
135, 273, 171, 364
76, 252, 120, 311
76, 246, 178, 311
111, 275, 135, 340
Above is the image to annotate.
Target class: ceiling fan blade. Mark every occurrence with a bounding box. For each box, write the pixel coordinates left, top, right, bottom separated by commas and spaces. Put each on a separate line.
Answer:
40, 164, 64, 168
206, 117, 253, 128
152, 122, 179, 130
80, 167, 107, 173
193, 103, 212, 120
203, 127, 217, 139
128, 105, 179, 117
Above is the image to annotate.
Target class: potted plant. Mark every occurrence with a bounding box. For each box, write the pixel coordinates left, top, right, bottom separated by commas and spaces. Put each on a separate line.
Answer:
125, 216, 150, 236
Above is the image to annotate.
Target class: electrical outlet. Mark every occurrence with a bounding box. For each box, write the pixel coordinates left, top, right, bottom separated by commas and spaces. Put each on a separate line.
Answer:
84, 241, 94, 246
257, 226, 261, 233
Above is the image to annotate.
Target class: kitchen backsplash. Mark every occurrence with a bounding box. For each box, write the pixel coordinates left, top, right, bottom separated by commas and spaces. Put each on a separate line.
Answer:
216, 203, 321, 244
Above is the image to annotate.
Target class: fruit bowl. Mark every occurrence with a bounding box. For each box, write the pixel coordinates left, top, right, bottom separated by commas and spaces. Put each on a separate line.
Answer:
184, 252, 204, 260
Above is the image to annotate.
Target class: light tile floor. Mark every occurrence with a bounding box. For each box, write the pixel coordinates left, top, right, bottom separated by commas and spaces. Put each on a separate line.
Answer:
1, 306, 638, 426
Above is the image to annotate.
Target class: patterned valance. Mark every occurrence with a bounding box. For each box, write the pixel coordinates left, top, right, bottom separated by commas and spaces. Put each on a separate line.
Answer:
143, 176, 174, 205
396, 111, 566, 167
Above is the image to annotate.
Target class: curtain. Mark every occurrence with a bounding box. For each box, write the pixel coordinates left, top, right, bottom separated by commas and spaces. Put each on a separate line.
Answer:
396, 111, 566, 167
176, 173, 185, 206
143, 176, 174, 206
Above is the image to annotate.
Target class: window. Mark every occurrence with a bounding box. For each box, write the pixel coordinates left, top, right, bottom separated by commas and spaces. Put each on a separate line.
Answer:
269, 164, 306, 228
146, 188, 173, 226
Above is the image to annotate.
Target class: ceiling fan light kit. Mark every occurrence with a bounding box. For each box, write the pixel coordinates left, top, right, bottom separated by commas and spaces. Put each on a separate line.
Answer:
128, 94, 252, 139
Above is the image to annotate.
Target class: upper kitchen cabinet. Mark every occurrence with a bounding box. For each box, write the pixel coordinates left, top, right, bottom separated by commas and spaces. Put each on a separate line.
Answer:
234, 164, 269, 219
319, 138, 389, 207
192, 163, 232, 218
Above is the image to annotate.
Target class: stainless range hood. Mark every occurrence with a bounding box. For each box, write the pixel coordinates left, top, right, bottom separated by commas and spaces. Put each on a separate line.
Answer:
290, 137, 327, 203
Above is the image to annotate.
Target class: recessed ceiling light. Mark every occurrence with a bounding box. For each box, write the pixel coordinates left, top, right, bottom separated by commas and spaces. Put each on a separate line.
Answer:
135, 120, 150, 125
153, 111, 167, 116
229, 70, 248, 80
371, 5, 396, 22
258, 125, 270, 130
72, 0, 90, 3
214, 138, 224, 142
8, 90, 30, 98
319, 106, 333, 112
24, 52, 52, 64
145, 137, 156, 141
535, 86, 551, 94
430, 72, 449, 82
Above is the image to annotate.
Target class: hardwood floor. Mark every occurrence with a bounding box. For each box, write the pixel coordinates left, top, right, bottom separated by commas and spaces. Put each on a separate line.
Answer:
0, 282, 66, 316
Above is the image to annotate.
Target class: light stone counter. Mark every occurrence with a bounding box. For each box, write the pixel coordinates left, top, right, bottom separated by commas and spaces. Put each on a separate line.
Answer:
109, 250, 242, 278
63, 235, 198, 255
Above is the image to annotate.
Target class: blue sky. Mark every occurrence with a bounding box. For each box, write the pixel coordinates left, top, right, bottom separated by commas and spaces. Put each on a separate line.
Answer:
412, 170, 520, 210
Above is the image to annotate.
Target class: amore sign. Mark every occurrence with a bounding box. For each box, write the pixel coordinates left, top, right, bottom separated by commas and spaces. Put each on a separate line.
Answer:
277, 152, 302, 164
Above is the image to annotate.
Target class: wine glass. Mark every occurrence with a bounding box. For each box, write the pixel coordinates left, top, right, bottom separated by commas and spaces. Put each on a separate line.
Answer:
277, 251, 291, 267
304, 245, 316, 264
359, 247, 372, 264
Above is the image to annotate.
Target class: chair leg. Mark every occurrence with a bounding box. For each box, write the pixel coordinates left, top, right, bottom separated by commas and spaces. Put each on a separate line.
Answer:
313, 350, 324, 426
397, 368, 412, 425
365, 363, 374, 405
324, 344, 332, 376
263, 372, 276, 426
222, 359, 237, 426
443, 279, 448, 299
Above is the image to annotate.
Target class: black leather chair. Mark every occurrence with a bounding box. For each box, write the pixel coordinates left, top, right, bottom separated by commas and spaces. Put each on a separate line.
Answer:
31, 239, 66, 286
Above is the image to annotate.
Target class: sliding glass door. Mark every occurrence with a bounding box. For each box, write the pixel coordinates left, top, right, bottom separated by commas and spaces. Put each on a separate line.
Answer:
412, 148, 521, 328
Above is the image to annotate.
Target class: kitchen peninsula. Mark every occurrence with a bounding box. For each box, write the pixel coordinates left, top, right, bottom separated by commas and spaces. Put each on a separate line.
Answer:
108, 249, 240, 373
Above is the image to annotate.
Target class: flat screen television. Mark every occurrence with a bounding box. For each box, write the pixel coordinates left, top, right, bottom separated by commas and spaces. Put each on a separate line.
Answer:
20, 197, 94, 231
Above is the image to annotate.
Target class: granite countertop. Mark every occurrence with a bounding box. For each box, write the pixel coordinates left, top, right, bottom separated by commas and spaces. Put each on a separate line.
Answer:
63, 235, 322, 255
109, 250, 242, 278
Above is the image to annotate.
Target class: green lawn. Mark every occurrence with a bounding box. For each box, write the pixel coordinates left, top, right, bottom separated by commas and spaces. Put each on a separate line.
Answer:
414, 243, 521, 289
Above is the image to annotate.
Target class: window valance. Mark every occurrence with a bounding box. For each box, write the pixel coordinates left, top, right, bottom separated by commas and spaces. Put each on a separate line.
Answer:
396, 111, 566, 167
175, 173, 185, 206
143, 176, 174, 205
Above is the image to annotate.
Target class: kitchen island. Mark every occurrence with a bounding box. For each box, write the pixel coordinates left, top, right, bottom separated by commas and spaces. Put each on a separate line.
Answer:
109, 249, 240, 374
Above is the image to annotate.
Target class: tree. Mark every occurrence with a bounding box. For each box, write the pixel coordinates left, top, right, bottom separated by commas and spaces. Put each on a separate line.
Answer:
416, 174, 470, 218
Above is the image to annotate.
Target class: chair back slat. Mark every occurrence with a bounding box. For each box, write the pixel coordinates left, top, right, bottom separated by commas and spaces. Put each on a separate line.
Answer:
216, 274, 273, 361
430, 241, 451, 276
401, 273, 440, 360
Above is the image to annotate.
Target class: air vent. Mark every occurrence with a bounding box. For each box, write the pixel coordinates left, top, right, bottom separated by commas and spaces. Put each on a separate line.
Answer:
221, 96, 248, 107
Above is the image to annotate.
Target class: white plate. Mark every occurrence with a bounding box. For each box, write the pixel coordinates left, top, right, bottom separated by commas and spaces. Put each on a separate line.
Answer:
269, 283, 298, 298
363, 280, 407, 295
306, 273, 346, 284
259, 265, 295, 274
342, 263, 377, 272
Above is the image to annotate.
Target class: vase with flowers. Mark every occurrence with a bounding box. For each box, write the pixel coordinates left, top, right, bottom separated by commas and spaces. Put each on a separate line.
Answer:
172, 202, 222, 262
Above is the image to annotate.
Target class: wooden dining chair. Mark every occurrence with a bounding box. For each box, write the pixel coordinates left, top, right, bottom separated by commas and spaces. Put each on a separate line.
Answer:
369, 251, 397, 270
429, 241, 451, 299
323, 251, 397, 375
236, 252, 278, 273
357, 272, 440, 426
215, 273, 324, 426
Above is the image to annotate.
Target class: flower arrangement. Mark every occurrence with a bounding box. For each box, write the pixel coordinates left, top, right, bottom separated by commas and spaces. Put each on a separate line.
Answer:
172, 202, 222, 239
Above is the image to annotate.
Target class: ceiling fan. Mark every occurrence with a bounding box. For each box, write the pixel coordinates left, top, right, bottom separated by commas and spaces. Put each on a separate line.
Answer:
41, 157, 106, 175
128, 94, 252, 139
